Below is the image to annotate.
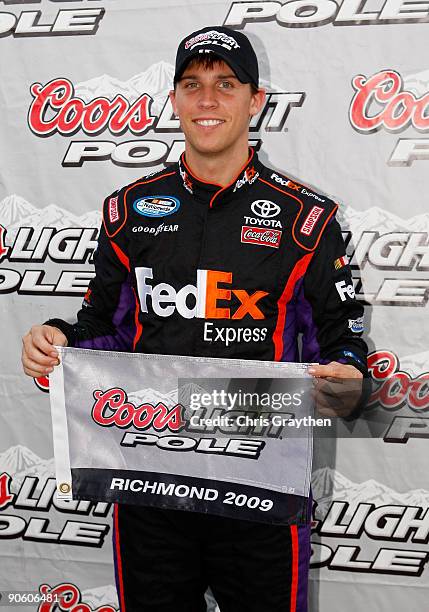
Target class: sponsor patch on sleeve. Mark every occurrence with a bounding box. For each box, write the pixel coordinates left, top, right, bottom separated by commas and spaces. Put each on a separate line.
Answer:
334, 255, 349, 270
300, 206, 324, 235
108, 196, 119, 223
348, 316, 364, 333
82, 287, 93, 308
103, 190, 126, 238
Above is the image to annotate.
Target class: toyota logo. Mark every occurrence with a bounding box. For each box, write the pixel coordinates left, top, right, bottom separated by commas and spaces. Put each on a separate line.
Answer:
250, 200, 281, 218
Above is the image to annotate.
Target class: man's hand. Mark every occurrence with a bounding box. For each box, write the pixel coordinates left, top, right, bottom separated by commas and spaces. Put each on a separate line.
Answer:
308, 361, 363, 418
22, 325, 68, 378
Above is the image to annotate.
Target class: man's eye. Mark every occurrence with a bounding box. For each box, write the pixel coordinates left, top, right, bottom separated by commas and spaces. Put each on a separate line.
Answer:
219, 81, 233, 89
185, 82, 199, 89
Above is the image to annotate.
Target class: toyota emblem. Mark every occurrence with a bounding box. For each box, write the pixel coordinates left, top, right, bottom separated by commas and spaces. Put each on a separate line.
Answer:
250, 200, 281, 218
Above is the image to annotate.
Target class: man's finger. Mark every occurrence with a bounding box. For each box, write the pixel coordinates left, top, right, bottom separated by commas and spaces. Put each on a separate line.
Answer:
23, 368, 43, 378
30, 327, 60, 357
22, 341, 58, 366
308, 361, 363, 379
308, 363, 336, 376
22, 356, 53, 376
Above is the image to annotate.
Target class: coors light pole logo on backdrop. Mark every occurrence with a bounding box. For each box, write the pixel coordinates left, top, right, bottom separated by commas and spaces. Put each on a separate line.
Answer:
223, 1, 429, 28
26, 63, 305, 167
310, 468, 429, 576
338, 205, 429, 306
367, 349, 429, 445
0, 196, 100, 296
0, 1, 105, 39
349, 69, 429, 166
0, 446, 110, 547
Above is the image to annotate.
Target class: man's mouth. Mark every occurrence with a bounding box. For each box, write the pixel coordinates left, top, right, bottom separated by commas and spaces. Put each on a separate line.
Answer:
193, 119, 225, 127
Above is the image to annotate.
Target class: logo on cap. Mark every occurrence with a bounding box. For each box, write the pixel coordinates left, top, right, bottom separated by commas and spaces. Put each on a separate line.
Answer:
185, 30, 240, 51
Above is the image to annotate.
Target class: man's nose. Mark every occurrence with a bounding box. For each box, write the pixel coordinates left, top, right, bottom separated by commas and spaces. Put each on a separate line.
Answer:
197, 85, 219, 108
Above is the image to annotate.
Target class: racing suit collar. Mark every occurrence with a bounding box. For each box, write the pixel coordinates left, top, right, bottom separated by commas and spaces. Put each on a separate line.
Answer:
178, 148, 261, 204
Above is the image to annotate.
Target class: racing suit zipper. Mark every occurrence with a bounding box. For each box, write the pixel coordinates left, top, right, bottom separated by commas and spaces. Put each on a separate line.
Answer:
191, 188, 222, 356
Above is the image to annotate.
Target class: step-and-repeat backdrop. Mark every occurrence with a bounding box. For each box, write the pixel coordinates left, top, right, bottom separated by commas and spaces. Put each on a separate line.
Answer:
1, 1, 428, 610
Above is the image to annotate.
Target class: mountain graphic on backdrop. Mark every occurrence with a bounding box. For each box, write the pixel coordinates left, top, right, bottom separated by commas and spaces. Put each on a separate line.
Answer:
337, 204, 429, 237
76, 62, 175, 114
0, 195, 101, 242
311, 467, 429, 517
0, 195, 37, 227
400, 349, 429, 377
81, 585, 118, 609
128, 62, 176, 99
403, 68, 429, 96
0, 445, 42, 474
13, 459, 55, 488
0, 445, 55, 488
128, 382, 214, 419
128, 387, 179, 406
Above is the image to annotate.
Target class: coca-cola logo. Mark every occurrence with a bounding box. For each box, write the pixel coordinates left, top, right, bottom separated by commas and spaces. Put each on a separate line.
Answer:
350, 70, 429, 133
28, 78, 155, 137
241, 226, 282, 248
38, 583, 117, 612
92, 388, 185, 431
367, 350, 429, 411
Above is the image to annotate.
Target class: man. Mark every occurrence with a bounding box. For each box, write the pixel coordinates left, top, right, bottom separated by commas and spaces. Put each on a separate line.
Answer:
22, 26, 367, 612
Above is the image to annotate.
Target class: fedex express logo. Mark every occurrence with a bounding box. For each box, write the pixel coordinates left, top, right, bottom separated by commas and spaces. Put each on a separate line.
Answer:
136, 267, 268, 320
135, 267, 270, 349
349, 70, 429, 166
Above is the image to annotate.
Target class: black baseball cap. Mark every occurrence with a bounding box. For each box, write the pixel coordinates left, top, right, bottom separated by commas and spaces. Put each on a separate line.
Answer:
174, 26, 259, 88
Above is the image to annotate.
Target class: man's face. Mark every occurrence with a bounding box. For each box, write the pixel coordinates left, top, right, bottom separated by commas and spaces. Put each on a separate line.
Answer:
170, 59, 265, 158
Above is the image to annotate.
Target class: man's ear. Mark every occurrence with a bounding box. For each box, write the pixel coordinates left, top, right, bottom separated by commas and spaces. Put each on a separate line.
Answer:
249, 88, 266, 118
169, 90, 178, 116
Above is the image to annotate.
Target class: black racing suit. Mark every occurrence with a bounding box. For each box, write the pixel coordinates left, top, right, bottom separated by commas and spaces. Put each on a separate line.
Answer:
47, 149, 367, 612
